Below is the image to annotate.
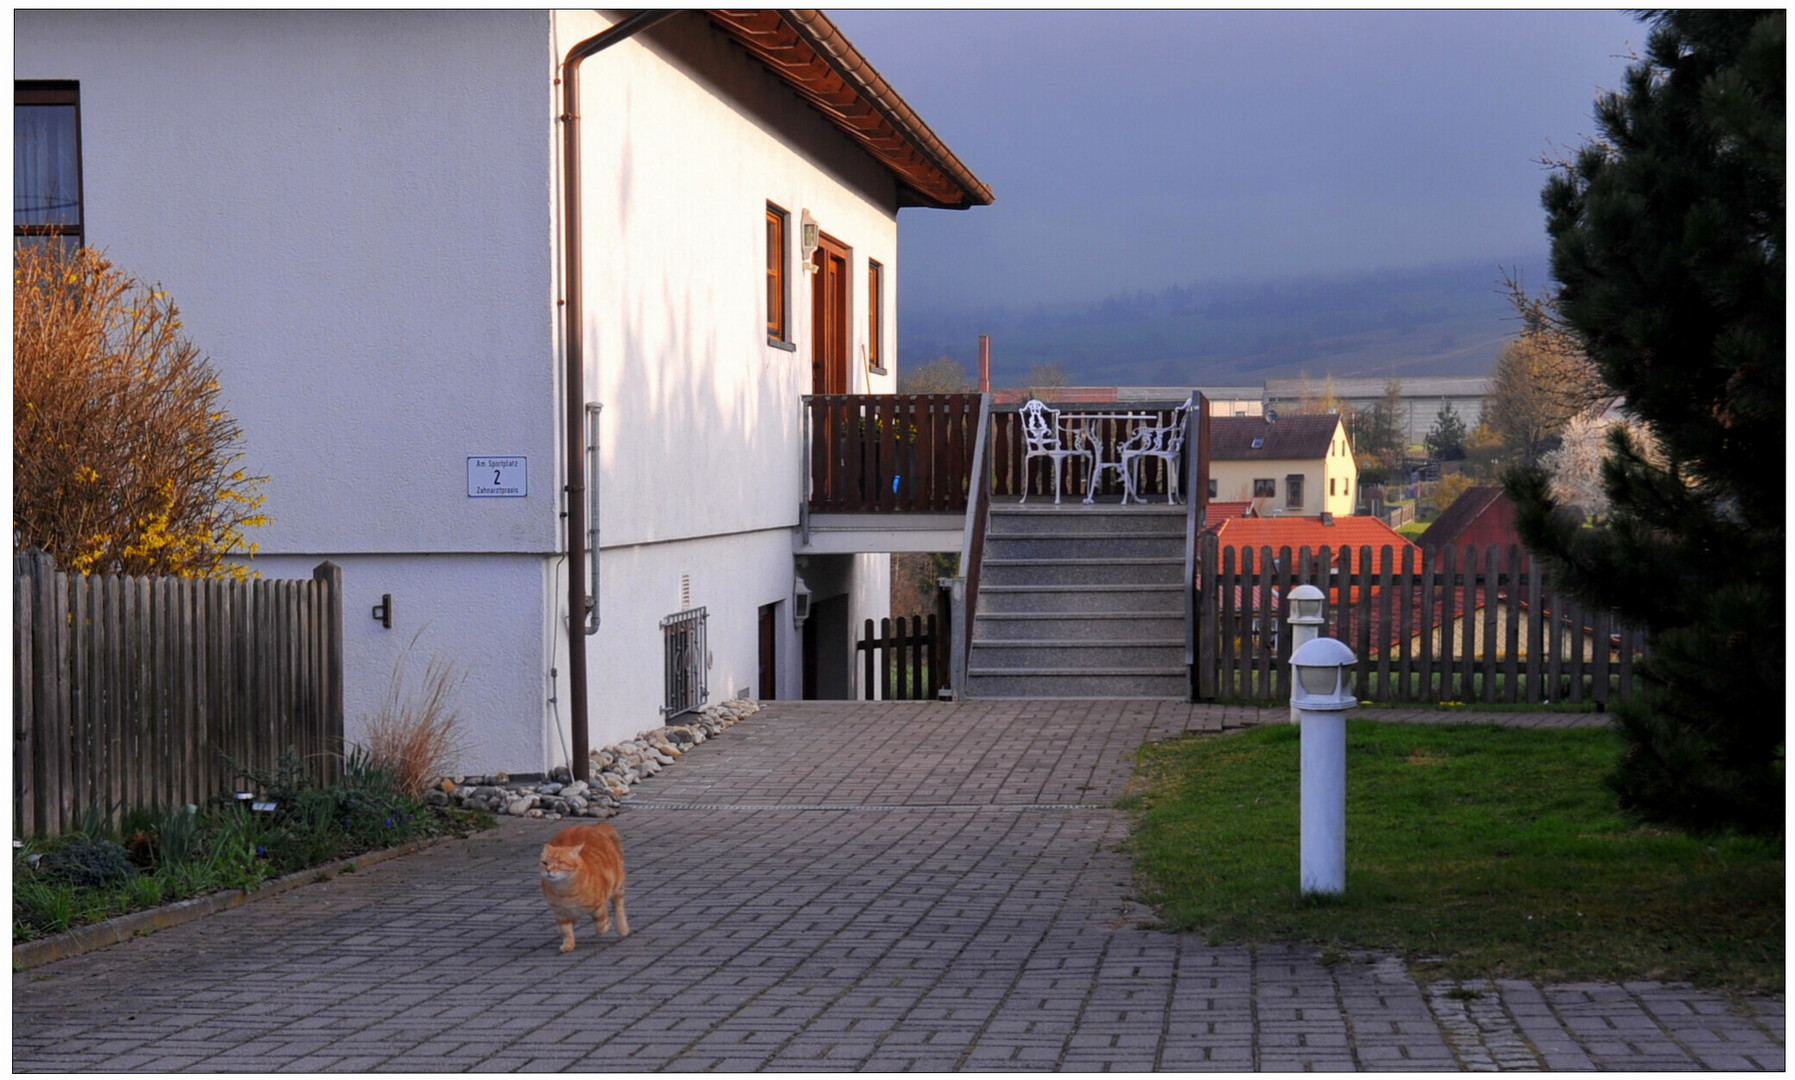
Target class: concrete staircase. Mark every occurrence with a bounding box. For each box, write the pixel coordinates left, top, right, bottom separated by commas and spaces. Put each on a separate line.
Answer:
964, 503, 1189, 699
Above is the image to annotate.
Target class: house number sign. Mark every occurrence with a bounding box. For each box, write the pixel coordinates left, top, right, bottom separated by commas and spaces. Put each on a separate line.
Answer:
468, 456, 527, 498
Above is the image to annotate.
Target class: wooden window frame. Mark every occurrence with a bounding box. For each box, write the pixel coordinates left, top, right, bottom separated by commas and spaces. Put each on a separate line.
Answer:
766, 203, 791, 346
865, 259, 885, 374
15, 81, 83, 249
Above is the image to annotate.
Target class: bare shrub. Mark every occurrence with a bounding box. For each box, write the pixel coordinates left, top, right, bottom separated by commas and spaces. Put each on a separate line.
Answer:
13, 244, 267, 577
361, 648, 469, 800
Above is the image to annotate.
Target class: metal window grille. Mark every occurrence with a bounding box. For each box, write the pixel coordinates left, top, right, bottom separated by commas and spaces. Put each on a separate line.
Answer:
660, 606, 708, 717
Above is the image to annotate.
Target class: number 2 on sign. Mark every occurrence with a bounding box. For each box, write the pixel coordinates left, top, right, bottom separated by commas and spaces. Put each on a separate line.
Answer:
494, 469, 503, 485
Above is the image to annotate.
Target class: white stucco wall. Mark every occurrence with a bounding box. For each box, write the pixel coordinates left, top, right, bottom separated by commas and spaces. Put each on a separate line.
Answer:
16, 10, 560, 556
555, 11, 900, 730
19, 10, 913, 775
16, 10, 564, 774
244, 554, 552, 772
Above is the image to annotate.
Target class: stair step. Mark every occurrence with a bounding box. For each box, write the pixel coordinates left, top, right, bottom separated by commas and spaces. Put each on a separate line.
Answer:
988, 505, 1186, 536
963, 668, 1190, 699
973, 611, 1182, 642
980, 557, 1183, 586
983, 536, 1185, 560
977, 583, 1183, 614
969, 640, 1183, 668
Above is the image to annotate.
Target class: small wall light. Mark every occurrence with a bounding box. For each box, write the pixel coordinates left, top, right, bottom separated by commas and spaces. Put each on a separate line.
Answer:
792, 571, 812, 628
800, 209, 819, 270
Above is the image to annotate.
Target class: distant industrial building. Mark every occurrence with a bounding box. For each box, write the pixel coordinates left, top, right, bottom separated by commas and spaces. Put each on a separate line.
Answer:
1262, 376, 1488, 445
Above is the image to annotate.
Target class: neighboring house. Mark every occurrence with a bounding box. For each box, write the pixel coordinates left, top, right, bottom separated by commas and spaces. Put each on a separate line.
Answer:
1262, 375, 1490, 446
1207, 414, 1357, 517
1416, 486, 1523, 554
15, 10, 992, 773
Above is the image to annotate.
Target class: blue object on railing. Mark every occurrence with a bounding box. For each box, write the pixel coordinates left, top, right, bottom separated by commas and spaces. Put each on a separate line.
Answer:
892, 475, 901, 493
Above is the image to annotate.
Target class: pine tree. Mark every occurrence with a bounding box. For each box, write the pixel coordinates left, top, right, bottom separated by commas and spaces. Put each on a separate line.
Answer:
1424, 401, 1467, 462
1506, 10, 1784, 835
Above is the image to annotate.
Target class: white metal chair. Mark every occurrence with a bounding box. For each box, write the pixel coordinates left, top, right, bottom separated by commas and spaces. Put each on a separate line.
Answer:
1119, 400, 1195, 504
1018, 399, 1093, 505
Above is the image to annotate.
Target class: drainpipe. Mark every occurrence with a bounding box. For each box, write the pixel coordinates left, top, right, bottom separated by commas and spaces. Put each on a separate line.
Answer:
978, 334, 990, 394
560, 10, 678, 783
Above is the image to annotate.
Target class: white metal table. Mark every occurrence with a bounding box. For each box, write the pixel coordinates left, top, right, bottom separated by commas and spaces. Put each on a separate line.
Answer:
1057, 411, 1162, 504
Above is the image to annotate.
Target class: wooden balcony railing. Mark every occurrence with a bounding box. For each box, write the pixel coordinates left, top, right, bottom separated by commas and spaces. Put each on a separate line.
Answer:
804, 394, 981, 513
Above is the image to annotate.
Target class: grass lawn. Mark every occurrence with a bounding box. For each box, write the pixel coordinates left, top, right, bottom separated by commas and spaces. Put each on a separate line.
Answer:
1123, 721, 1783, 994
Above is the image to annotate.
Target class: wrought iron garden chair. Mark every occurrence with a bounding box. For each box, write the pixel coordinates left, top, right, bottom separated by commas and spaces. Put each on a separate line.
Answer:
1018, 399, 1093, 505
1118, 399, 1195, 504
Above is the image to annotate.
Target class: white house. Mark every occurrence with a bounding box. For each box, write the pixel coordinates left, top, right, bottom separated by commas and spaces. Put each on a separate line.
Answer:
14, 10, 992, 774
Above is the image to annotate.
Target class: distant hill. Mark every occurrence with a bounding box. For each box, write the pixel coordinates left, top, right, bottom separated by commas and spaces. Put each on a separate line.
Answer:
899, 258, 1548, 388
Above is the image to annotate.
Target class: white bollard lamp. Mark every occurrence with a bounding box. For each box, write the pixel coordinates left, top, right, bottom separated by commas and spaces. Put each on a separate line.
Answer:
1290, 636, 1357, 896
1284, 584, 1326, 724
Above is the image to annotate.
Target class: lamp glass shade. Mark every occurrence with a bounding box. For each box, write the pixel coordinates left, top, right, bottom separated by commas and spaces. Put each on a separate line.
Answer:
1295, 663, 1340, 697
802, 222, 819, 247
1292, 596, 1323, 620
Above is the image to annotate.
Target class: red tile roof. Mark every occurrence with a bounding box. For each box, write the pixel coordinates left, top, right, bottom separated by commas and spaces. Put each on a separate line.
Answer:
1206, 501, 1254, 521
1209, 515, 1416, 556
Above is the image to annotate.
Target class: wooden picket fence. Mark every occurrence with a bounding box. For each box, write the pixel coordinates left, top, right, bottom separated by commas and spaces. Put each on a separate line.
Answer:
13, 552, 345, 838
856, 613, 947, 701
1192, 535, 1645, 707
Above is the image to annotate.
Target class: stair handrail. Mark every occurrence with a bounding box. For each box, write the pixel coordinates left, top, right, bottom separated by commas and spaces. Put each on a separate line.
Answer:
952, 391, 994, 699
1183, 392, 1203, 699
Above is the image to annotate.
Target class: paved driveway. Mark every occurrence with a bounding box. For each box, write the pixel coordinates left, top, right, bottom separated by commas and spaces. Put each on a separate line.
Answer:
12, 701, 1783, 1071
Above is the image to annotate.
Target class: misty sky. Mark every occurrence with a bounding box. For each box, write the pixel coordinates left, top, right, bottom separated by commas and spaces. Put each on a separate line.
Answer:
826, 8, 1642, 312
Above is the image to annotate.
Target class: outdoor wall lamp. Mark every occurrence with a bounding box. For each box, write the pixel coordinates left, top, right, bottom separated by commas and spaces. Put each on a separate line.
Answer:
800, 209, 819, 270
792, 571, 812, 628
1290, 635, 1357, 896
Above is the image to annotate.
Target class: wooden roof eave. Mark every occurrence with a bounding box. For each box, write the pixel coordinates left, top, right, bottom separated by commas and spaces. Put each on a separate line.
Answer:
704, 9, 994, 211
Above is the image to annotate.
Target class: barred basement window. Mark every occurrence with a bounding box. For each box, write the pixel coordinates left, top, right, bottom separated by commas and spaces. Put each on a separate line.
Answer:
661, 606, 708, 718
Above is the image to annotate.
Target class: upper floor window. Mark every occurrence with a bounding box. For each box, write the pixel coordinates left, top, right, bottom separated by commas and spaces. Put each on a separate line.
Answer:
1253, 478, 1275, 498
766, 203, 788, 343
866, 259, 885, 373
15, 82, 82, 253
1286, 474, 1304, 509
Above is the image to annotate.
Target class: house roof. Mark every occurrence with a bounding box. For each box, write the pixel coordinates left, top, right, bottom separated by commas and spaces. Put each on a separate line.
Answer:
705, 10, 994, 210
1210, 515, 1416, 557
1415, 485, 1505, 551
1206, 501, 1254, 522
1208, 413, 1343, 461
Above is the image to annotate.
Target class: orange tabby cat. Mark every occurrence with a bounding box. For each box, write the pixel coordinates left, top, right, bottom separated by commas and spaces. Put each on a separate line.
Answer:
538, 822, 629, 953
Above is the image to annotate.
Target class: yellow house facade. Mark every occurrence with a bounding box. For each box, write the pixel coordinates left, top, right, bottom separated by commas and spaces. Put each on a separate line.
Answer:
1207, 413, 1357, 518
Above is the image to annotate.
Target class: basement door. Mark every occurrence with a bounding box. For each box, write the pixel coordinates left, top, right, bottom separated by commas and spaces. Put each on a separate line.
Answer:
811, 234, 849, 395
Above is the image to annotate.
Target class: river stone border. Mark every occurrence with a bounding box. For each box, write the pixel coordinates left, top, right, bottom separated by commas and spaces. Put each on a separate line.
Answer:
429, 699, 762, 821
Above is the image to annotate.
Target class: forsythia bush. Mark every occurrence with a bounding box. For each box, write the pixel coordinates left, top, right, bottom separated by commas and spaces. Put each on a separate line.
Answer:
14, 245, 266, 577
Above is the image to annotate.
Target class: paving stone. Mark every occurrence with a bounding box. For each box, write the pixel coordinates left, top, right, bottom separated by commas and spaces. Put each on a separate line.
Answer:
11, 700, 1781, 1073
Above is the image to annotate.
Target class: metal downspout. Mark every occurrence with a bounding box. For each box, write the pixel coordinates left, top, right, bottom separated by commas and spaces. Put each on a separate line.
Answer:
560, 10, 678, 782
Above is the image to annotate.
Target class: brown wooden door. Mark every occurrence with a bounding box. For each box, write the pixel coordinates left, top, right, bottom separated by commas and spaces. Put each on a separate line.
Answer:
811, 235, 849, 395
